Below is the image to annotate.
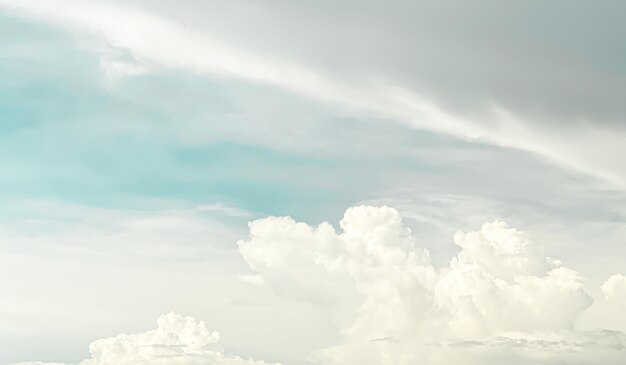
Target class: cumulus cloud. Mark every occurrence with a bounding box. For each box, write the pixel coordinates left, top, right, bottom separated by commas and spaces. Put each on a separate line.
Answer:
602, 274, 626, 309
238, 205, 622, 364
15, 312, 278, 365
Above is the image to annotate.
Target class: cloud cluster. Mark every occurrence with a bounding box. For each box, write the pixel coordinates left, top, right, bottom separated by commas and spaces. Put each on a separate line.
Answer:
13, 205, 626, 364
16, 312, 277, 365
238, 205, 622, 364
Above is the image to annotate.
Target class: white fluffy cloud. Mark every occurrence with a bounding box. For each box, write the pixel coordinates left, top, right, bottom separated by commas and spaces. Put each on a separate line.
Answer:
602, 274, 626, 309
238, 205, 622, 364
15, 312, 278, 365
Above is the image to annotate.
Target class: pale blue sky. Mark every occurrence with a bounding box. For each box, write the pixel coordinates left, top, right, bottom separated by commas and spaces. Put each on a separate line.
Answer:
2, 2, 626, 365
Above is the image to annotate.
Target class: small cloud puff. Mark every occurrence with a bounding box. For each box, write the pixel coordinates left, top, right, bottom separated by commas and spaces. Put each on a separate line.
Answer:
602, 274, 626, 308
16, 312, 278, 365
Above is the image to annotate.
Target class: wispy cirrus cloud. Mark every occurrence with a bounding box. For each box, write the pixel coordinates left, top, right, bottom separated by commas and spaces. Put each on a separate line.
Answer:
2, 0, 626, 185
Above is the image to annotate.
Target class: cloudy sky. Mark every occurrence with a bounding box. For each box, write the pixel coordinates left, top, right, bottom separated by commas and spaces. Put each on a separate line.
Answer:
2, 1, 626, 364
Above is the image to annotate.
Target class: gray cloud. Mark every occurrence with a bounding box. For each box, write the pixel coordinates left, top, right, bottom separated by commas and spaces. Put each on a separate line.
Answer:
119, 0, 626, 121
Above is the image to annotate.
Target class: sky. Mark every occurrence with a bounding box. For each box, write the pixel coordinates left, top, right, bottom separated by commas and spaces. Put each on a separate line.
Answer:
1, 1, 626, 364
